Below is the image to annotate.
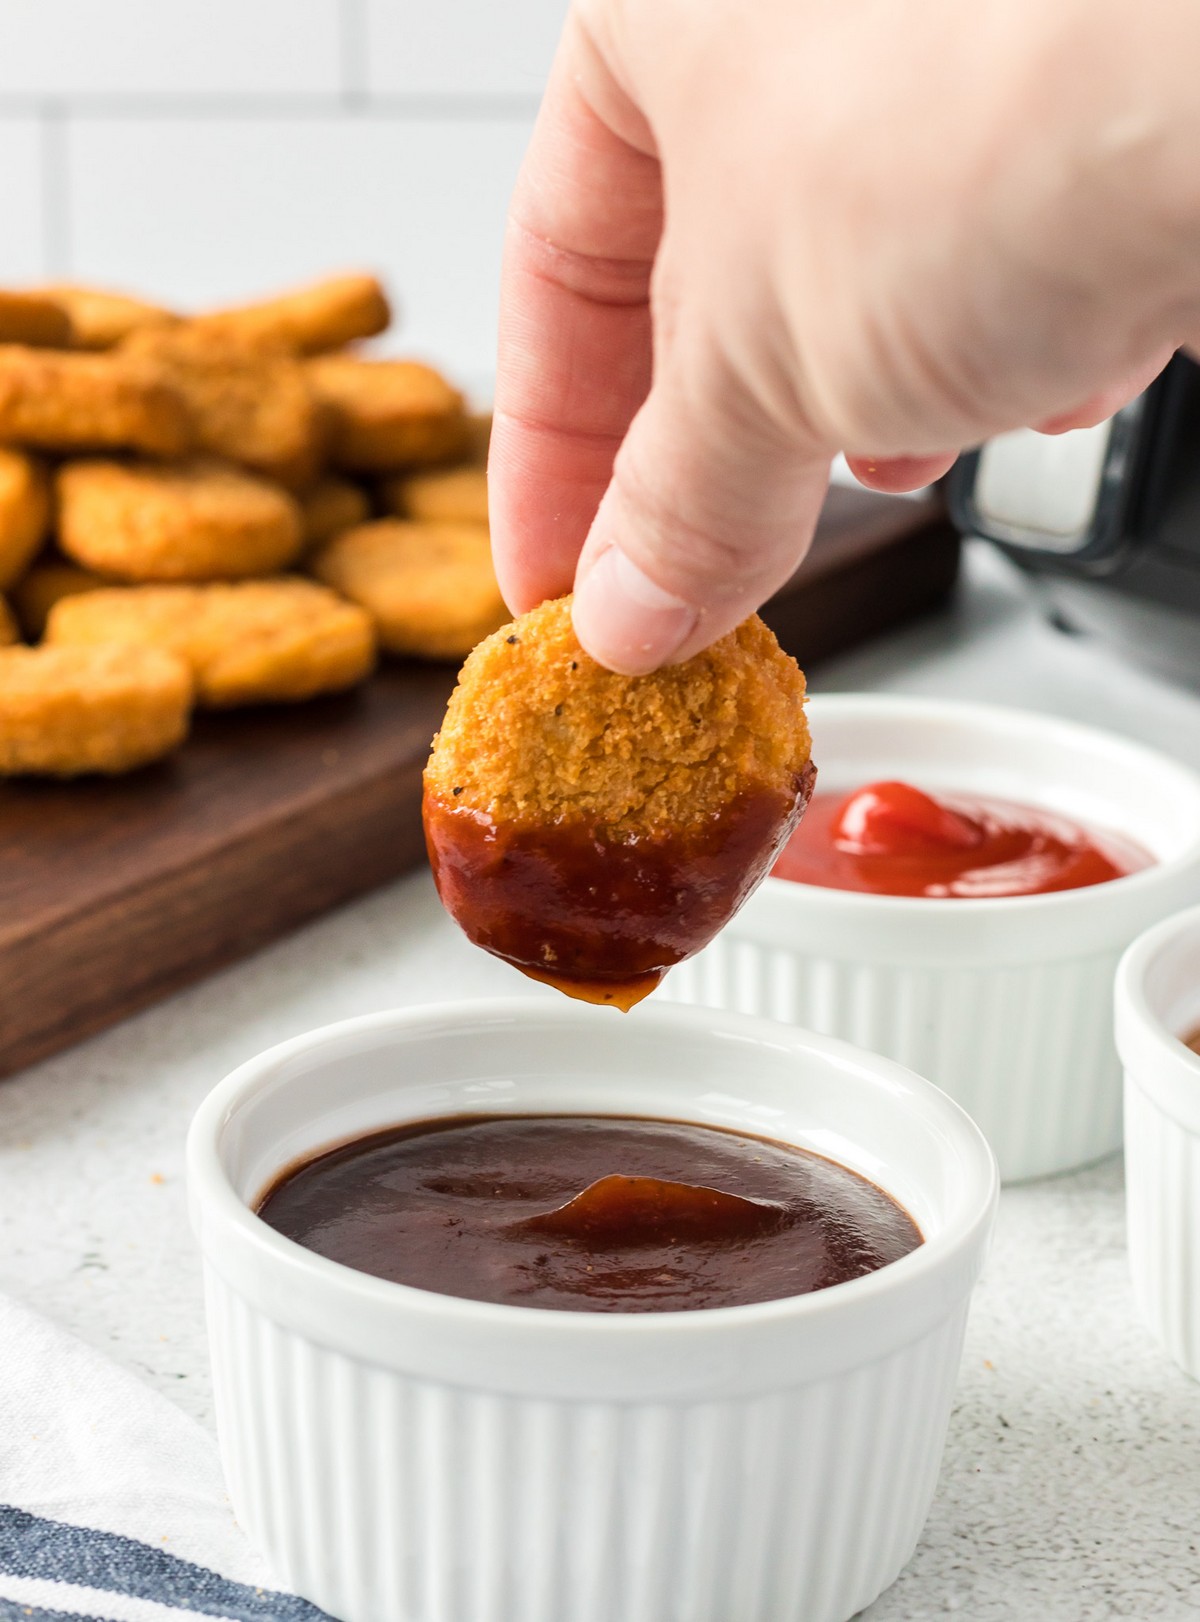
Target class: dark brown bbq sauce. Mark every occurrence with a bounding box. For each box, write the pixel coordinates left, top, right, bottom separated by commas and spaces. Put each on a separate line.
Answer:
257, 1113, 922, 1313
1186, 1024, 1200, 1058
422, 761, 817, 1011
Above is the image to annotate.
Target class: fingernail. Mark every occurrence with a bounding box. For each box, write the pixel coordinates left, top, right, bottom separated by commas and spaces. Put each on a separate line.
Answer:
572, 546, 698, 675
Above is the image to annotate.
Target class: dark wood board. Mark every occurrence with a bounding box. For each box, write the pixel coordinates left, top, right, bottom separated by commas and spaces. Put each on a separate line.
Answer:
763, 487, 959, 663
0, 666, 457, 1079
0, 486, 956, 1080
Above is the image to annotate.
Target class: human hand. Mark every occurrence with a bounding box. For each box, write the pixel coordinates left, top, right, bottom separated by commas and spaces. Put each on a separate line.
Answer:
490, 0, 1192, 672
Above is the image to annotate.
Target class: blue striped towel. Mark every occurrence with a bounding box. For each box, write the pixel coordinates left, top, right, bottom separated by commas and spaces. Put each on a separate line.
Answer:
0, 1294, 328, 1622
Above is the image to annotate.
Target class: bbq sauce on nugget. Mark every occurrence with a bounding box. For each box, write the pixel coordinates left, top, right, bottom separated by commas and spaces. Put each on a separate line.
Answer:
423, 596, 814, 1008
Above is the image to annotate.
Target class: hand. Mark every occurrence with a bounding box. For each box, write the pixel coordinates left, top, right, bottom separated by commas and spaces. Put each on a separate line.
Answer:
490, 0, 1194, 672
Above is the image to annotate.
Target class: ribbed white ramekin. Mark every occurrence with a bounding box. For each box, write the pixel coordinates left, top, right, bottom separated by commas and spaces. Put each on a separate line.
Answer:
188, 999, 996, 1622
1116, 903, 1200, 1379
661, 695, 1200, 1183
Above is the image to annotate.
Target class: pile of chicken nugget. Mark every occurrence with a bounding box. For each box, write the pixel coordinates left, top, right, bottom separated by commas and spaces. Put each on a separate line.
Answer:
0, 272, 501, 776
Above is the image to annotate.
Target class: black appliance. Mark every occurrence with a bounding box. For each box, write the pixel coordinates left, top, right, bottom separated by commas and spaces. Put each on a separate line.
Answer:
949, 352, 1200, 686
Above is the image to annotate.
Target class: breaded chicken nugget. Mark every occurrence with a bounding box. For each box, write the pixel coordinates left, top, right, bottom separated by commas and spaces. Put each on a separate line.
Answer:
424, 597, 814, 1009
58, 458, 303, 582
0, 449, 50, 590
194, 272, 390, 355
46, 283, 177, 350
47, 578, 375, 708
382, 465, 488, 526
307, 357, 467, 472
12, 559, 105, 638
0, 596, 18, 644
0, 644, 191, 775
0, 290, 72, 348
299, 475, 371, 550
0, 346, 191, 456
311, 519, 505, 659
122, 326, 324, 488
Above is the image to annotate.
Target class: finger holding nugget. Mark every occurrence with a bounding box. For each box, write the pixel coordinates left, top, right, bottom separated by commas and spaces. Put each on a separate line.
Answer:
311, 519, 506, 659
58, 458, 303, 582
47, 579, 376, 708
0, 448, 50, 590
0, 645, 191, 776
423, 598, 813, 1008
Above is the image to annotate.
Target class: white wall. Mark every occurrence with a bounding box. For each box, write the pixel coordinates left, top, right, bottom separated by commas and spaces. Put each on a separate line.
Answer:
0, 1, 568, 382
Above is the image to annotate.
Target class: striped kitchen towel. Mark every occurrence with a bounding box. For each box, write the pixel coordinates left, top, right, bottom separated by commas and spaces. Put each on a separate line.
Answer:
0, 1293, 329, 1622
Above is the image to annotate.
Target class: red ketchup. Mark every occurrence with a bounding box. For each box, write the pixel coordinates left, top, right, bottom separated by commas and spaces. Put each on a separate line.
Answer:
772, 779, 1151, 898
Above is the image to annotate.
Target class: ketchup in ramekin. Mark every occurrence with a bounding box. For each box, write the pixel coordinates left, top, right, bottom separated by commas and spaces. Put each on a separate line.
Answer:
773, 779, 1152, 899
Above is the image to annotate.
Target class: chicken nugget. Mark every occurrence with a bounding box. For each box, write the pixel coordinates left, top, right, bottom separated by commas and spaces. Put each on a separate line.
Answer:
0, 644, 191, 775
0, 596, 18, 644
0, 449, 50, 590
123, 325, 324, 488
299, 475, 371, 551
0, 346, 191, 456
423, 597, 814, 1009
48, 578, 376, 708
45, 283, 177, 350
0, 290, 72, 348
123, 325, 324, 487
12, 559, 106, 638
194, 272, 390, 355
58, 458, 303, 582
311, 519, 505, 659
382, 465, 488, 526
307, 357, 467, 472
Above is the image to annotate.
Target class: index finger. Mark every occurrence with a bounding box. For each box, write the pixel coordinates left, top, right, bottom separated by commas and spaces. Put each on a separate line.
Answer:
489, 15, 663, 614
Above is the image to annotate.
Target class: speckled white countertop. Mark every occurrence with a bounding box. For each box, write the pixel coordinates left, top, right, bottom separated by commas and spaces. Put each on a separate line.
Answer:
3, 542, 1200, 1621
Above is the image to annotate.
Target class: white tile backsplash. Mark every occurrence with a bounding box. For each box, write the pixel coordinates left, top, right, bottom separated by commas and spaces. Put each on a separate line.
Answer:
0, 1, 344, 98
0, 2, 562, 378
366, 0, 566, 96
67, 115, 532, 382
0, 119, 46, 278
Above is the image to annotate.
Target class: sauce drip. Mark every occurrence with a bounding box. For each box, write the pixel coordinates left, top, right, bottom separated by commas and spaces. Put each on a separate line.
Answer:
1184, 1024, 1200, 1058
258, 1113, 922, 1313
773, 779, 1151, 898
516, 1174, 786, 1244
424, 762, 816, 1009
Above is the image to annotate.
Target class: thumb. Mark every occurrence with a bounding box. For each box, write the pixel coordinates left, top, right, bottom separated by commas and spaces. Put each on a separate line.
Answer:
570, 331, 831, 675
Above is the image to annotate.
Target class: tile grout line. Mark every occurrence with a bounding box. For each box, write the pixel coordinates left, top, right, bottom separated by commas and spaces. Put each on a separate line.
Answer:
38, 99, 70, 278
0, 93, 541, 121
339, 0, 369, 110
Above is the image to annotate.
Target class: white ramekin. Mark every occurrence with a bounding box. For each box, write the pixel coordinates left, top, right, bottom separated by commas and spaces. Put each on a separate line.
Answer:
188, 998, 996, 1622
660, 695, 1200, 1184
1116, 903, 1200, 1380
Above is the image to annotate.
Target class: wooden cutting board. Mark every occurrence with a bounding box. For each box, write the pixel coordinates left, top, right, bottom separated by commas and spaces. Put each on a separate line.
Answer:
0, 487, 956, 1079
